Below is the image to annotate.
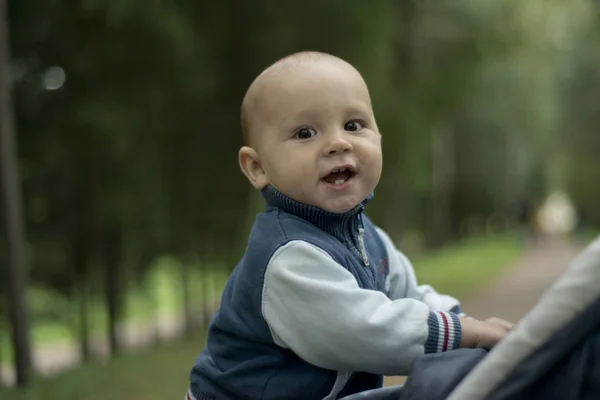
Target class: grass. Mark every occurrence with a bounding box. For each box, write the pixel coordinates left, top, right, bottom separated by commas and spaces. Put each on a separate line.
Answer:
412, 234, 523, 298
1, 332, 206, 400
0, 234, 522, 399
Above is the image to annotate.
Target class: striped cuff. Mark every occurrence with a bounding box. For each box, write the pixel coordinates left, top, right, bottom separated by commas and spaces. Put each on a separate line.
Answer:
186, 387, 214, 400
450, 304, 463, 314
425, 311, 462, 353
450, 305, 472, 319
186, 387, 198, 400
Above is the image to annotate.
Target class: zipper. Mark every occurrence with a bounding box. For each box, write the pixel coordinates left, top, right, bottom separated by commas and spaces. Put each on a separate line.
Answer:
357, 217, 370, 267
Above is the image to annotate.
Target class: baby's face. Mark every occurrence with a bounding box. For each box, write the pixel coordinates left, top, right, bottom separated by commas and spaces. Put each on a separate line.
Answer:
247, 59, 382, 213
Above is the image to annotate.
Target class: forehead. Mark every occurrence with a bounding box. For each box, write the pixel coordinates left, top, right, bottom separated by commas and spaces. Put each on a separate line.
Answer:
258, 59, 373, 124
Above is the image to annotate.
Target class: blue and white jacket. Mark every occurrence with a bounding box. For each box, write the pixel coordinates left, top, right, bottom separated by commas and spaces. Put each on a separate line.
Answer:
187, 185, 463, 400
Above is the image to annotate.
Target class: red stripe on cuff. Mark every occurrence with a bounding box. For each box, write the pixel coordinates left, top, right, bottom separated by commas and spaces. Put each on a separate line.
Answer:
440, 312, 450, 352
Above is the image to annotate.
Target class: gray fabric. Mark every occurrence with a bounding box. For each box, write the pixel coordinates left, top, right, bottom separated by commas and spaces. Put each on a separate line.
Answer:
337, 349, 486, 400
401, 349, 488, 400
397, 297, 600, 400
338, 385, 404, 400
584, 334, 600, 400
449, 237, 600, 399
489, 329, 600, 400
486, 295, 600, 400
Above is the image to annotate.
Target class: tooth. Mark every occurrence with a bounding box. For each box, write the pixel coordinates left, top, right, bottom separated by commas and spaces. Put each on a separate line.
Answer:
335, 179, 345, 185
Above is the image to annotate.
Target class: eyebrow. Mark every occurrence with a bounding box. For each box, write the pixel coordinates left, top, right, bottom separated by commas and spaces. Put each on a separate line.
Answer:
344, 105, 374, 119
279, 101, 373, 124
277, 108, 321, 130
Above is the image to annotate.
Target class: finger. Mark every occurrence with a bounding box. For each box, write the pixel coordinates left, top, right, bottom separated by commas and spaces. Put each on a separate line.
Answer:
487, 317, 515, 331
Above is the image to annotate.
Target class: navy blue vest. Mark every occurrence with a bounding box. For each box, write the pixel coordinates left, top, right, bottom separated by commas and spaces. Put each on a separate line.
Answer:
189, 186, 391, 400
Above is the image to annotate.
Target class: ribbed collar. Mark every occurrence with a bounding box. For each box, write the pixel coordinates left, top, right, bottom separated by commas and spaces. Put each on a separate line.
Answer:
260, 185, 373, 243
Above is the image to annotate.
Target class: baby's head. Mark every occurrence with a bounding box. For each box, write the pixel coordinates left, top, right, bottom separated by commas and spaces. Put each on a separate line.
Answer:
239, 51, 382, 213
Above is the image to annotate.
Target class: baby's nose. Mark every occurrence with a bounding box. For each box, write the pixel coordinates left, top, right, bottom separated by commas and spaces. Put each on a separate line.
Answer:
326, 135, 353, 155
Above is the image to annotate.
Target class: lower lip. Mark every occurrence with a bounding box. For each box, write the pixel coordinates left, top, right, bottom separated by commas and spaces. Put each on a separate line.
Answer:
321, 174, 355, 190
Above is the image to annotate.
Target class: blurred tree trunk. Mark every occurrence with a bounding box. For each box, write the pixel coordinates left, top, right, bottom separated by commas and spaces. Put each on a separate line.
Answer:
0, 0, 33, 386
103, 226, 123, 355
181, 260, 192, 336
70, 233, 91, 361
201, 259, 212, 325
77, 280, 91, 361
0, 307, 5, 388
73, 141, 96, 362
62, 131, 97, 362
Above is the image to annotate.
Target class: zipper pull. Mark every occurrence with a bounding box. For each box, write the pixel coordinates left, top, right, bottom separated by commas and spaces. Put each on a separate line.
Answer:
357, 227, 370, 267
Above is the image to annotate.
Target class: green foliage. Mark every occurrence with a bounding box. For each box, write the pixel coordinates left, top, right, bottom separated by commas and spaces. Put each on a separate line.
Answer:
6, 0, 588, 286
559, 11, 600, 228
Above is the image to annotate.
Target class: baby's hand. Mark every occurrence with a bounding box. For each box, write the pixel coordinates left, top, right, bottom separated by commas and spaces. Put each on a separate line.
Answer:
486, 317, 515, 332
459, 316, 515, 349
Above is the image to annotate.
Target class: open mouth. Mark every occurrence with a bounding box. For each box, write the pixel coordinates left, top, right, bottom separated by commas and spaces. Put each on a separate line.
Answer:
322, 166, 356, 186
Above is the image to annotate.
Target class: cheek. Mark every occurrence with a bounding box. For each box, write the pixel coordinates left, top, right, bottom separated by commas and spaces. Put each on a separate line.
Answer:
361, 150, 383, 188
266, 156, 309, 185
362, 140, 383, 171
262, 150, 288, 174
369, 157, 383, 184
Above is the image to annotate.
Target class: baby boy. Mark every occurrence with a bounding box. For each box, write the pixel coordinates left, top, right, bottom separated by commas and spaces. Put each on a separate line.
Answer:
187, 51, 513, 400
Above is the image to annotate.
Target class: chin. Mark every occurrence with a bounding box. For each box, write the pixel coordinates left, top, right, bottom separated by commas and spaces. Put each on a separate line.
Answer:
320, 200, 360, 214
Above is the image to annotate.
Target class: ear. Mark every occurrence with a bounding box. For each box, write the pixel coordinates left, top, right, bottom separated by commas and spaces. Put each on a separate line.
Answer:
239, 146, 269, 189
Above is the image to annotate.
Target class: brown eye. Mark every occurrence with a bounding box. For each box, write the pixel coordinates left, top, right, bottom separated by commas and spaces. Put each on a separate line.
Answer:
294, 127, 317, 139
344, 120, 364, 132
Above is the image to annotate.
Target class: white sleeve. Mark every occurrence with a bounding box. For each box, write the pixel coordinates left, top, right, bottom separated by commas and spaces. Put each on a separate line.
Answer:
261, 240, 462, 376
375, 227, 463, 314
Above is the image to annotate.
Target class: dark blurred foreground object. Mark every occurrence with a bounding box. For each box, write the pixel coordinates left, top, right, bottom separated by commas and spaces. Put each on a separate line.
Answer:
340, 237, 600, 400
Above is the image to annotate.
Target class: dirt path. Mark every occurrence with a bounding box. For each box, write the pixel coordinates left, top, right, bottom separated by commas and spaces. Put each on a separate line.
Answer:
384, 235, 583, 387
